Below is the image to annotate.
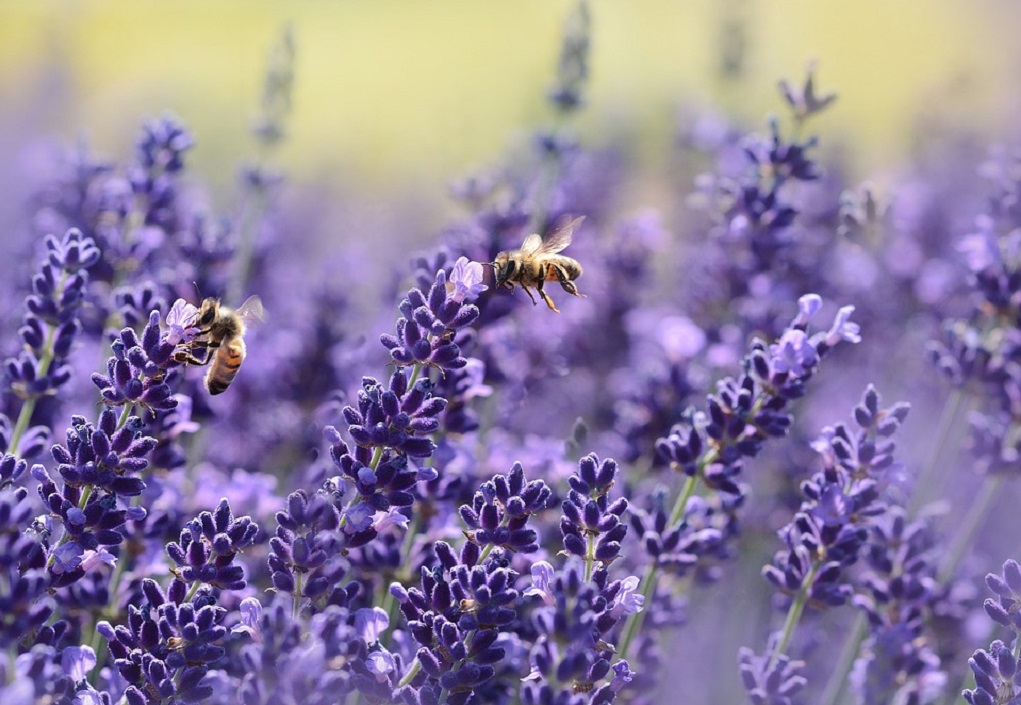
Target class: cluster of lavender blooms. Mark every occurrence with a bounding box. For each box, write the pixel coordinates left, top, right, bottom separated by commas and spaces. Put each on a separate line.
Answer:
5, 4, 1021, 705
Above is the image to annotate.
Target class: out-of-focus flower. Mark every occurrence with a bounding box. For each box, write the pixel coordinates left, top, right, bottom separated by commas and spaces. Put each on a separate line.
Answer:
738, 639, 807, 705
61, 645, 96, 683
778, 62, 837, 122
231, 596, 263, 643
447, 257, 488, 303
524, 560, 556, 606
608, 576, 644, 618
355, 607, 389, 645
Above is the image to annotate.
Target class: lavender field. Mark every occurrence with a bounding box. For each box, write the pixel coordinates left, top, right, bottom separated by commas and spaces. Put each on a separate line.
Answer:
2, 3, 1021, 705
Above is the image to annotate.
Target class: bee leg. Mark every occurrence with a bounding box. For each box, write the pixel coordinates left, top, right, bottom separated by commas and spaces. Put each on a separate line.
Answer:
559, 280, 585, 298
553, 265, 586, 298
520, 285, 539, 306
535, 276, 560, 313
174, 350, 209, 365
174, 341, 219, 366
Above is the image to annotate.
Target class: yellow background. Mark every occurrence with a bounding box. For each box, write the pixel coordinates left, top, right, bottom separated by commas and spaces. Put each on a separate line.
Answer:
0, 0, 1015, 218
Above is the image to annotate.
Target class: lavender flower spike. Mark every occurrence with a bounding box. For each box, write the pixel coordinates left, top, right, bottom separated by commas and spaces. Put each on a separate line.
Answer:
381, 267, 480, 371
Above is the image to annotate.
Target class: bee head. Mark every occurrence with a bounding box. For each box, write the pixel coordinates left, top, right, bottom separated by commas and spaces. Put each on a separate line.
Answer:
196, 298, 220, 327
491, 252, 512, 285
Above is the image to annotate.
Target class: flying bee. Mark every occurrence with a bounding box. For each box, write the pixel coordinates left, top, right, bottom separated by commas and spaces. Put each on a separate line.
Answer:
490, 215, 586, 313
177, 295, 265, 395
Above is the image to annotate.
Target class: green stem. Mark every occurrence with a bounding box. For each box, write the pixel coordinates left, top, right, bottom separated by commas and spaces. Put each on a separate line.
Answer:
769, 561, 820, 669
87, 538, 132, 679
398, 658, 422, 688
667, 473, 700, 526
584, 533, 595, 582
9, 394, 41, 460
117, 404, 134, 429
616, 563, 658, 661
184, 580, 202, 603
618, 474, 698, 660
293, 572, 304, 620
817, 612, 867, 705
407, 361, 426, 390
5, 646, 15, 684
937, 474, 1004, 584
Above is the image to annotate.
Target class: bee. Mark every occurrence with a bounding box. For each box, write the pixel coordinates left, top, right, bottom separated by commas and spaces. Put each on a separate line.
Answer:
491, 215, 586, 313
177, 295, 265, 395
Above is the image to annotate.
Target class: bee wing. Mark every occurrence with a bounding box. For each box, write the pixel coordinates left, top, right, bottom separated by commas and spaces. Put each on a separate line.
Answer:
235, 295, 266, 327
520, 232, 544, 255
538, 215, 585, 254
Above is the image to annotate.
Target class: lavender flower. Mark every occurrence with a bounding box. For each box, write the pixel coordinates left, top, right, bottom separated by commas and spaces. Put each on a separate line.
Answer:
655, 295, 861, 497
98, 578, 227, 705
964, 640, 1021, 705
777, 63, 837, 124
4, 228, 99, 452
90, 309, 192, 414
35, 430, 149, 588
381, 268, 481, 371
336, 371, 445, 460
268, 485, 350, 607
236, 598, 357, 705
745, 385, 910, 701
447, 257, 488, 304
560, 454, 629, 578
0, 486, 54, 647
165, 498, 258, 591
5, 12, 1021, 705
0, 644, 83, 705
547, 0, 590, 113
458, 462, 552, 554
851, 510, 946, 705
392, 541, 514, 704
522, 564, 640, 704
738, 636, 807, 705
984, 559, 1021, 631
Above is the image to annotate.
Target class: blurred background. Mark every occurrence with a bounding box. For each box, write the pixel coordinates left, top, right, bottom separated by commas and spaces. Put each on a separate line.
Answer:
0, 0, 1017, 250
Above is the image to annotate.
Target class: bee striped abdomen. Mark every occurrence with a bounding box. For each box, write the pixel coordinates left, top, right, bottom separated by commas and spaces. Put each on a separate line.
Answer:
205, 338, 246, 395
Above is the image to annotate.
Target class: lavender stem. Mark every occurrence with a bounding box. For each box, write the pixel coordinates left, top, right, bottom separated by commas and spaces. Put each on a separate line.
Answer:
817, 613, 867, 705
937, 474, 1004, 584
